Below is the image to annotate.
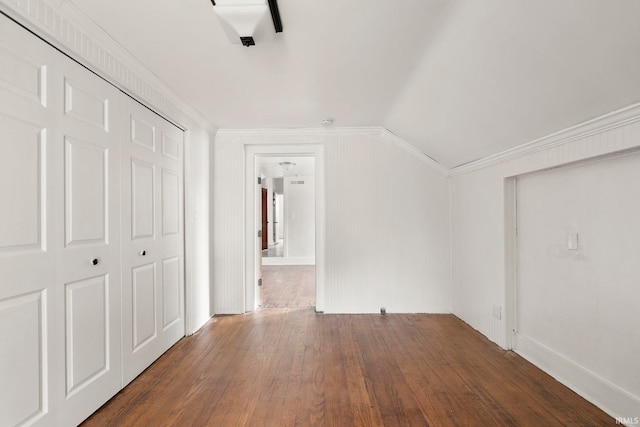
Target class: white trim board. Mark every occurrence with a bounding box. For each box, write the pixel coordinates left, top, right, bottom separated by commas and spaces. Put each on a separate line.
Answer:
515, 333, 640, 423
380, 128, 449, 176
449, 101, 640, 177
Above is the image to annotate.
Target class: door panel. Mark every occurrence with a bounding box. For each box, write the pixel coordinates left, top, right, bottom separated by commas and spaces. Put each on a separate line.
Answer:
122, 98, 184, 385
0, 115, 45, 252
65, 275, 109, 396
131, 115, 155, 151
0, 291, 46, 426
56, 52, 122, 427
132, 159, 156, 240
162, 256, 181, 328
64, 137, 108, 246
162, 169, 180, 235
162, 133, 180, 160
132, 263, 157, 350
0, 15, 58, 427
63, 79, 109, 131
0, 43, 46, 106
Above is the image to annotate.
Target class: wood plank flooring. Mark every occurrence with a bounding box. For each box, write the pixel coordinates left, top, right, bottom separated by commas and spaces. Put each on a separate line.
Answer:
82, 309, 615, 426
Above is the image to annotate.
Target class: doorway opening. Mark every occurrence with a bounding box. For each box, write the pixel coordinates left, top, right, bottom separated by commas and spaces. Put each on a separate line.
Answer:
257, 156, 315, 309
244, 144, 325, 313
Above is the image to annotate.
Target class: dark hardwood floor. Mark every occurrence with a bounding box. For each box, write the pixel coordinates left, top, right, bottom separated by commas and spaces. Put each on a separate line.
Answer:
81, 267, 614, 426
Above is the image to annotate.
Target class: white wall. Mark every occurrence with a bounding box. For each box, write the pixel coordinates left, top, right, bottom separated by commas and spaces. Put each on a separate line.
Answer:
212, 128, 451, 314
185, 127, 212, 332
0, 0, 216, 334
284, 176, 315, 259
451, 105, 640, 347
450, 104, 640, 419
516, 152, 640, 418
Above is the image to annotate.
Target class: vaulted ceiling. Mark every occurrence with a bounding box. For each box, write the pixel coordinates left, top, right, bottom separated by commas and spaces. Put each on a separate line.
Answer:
68, 0, 640, 168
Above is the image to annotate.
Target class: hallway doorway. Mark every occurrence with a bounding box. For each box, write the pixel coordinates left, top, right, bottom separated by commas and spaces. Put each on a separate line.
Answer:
244, 144, 325, 313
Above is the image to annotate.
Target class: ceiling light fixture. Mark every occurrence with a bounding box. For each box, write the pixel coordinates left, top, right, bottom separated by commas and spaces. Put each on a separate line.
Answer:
210, 0, 282, 47
279, 161, 296, 172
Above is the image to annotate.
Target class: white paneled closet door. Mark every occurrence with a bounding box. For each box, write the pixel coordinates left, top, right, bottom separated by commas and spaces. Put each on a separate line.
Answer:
0, 16, 59, 427
0, 14, 122, 426
55, 52, 123, 426
121, 98, 185, 385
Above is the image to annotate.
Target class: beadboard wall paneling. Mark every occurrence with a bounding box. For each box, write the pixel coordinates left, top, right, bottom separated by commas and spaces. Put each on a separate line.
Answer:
184, 127, 212, 332
212, 133, 246, 314
212, 128, 451, 314
324, 131, 450, 313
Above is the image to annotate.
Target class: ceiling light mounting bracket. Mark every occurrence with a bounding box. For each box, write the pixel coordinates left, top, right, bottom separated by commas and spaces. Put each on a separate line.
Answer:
267, 0, 283, 33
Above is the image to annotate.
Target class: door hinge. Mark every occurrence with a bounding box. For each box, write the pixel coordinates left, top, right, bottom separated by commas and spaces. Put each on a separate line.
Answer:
257, 230, 262, 237
257, 177, 262, 185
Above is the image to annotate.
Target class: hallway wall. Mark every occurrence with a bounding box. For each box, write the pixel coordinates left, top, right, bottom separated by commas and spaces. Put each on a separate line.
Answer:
212, 128, 451, 314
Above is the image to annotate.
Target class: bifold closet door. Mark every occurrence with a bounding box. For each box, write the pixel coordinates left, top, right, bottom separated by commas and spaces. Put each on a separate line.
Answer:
55, 49, 123, 426
0, 15, 59, 427
121, 98, 185, 385
0, 14, 122, 427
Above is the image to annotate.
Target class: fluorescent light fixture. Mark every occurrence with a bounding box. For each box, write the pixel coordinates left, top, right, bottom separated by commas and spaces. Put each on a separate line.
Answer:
211, 0, 283, 46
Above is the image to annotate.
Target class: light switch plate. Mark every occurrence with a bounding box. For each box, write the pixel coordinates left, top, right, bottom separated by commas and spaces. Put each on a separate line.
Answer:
568, 232, 579, 251
492, 305, 502, 320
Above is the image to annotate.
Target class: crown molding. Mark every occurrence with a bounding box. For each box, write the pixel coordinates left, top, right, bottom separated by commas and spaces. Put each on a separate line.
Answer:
216, 126, 381, 137
449, 101, 640, 177
216, 126, 450, 177
0, 0, 217, 133
218, 98, 640, 179
380, 128, 449, 177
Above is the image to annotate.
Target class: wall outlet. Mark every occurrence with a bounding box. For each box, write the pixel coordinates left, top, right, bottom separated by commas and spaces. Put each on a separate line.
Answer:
492, 305, 502, 320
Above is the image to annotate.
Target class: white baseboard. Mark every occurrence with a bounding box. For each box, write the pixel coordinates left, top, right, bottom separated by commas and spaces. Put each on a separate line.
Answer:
514, 332, 640, 423
261, 257, 315, 266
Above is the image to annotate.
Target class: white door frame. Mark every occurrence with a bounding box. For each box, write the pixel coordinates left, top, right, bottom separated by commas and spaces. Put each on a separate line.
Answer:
504, 176, 518, 350
244, 144, 325, 312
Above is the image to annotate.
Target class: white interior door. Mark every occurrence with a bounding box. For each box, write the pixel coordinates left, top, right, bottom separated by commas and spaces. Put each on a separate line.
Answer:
121, 98, 184, 385
1, 14, 122, 426
55, 54, 123, 426
0, 16, 59, 427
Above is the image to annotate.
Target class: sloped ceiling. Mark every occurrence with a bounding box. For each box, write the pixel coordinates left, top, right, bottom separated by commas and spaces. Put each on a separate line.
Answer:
68, 0, 640, 168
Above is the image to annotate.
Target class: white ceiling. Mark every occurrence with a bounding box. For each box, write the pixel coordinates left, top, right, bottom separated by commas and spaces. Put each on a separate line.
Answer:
68, 0, 640, 168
